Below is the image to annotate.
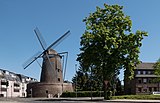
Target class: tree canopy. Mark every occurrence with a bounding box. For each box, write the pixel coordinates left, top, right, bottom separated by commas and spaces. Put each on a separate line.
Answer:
77, 4, 148, 99
153, 58, 160, 83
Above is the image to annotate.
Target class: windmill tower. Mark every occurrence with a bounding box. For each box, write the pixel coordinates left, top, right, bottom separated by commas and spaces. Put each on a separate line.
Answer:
23, 28, 73, 97
40, 49, 63, 83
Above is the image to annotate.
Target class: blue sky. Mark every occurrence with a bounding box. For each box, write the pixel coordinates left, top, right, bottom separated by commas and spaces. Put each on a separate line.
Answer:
0, 0, 160, 82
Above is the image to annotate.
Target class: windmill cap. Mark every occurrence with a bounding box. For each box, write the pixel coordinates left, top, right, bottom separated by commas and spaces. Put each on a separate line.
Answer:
48, 49, 58, 55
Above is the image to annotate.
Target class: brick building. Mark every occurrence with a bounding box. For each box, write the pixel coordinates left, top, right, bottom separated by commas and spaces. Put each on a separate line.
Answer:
124, 62, 160, 95
0, 69, 37, 97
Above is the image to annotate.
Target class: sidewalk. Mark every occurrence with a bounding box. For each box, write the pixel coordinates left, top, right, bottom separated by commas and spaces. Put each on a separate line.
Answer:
0, 97, 160, 103
37, 97, 160, 103
106, 99, 160, 103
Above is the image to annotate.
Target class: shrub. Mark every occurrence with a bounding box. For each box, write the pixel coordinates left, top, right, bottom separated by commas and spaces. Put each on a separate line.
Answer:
61, 91, 104, 97
111, 95, 160, 100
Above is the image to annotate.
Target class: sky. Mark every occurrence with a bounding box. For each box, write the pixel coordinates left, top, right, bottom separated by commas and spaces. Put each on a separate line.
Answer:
0, 0, 160, 82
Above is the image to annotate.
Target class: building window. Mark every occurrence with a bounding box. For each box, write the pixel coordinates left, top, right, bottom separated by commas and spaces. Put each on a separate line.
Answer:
138, 71, 141, 74
143, 78, 147, 83
138, 79, 142, 84
138, 88, 142, 92
149, 87, 152, 92
148, 79, 152, 83
140, 71, 143, 74
154, 87, 157, 91
143, 89, 147, 92
143, 71, 146, 75
148, 71, 151, 74
1, 88, 7, 91
14, 89, 19, 92
1, 81, 7, 85
14, 83, 20, 87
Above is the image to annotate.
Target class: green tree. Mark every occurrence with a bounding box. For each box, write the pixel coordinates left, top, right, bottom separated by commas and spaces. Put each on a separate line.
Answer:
153, 58, 160, 76
72, 67, 103, 91
72, 69, 89, 91
153, 58, 160, 91
77, 4, 148, 99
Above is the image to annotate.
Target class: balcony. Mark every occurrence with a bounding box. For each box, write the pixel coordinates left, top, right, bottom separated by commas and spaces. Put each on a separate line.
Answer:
136, 83, 159, 87
135, 74, 158, 78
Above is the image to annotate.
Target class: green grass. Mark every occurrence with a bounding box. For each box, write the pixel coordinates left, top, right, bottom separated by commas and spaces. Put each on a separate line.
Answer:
111, 95, 160, 100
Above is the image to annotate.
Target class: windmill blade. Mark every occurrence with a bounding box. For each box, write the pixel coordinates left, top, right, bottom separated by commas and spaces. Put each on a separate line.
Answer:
34, 27, 47, 50
23, 51, 42, 69
45, 52, 57, 78
46, 30, 70, 50
58, 52, 68, 81
58, 52, 68, 55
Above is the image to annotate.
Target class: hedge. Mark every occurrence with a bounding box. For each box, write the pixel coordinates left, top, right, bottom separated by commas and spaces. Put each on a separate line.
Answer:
61, 92, 160, 100
111, 95, 160, 100
61, 91, 104, 97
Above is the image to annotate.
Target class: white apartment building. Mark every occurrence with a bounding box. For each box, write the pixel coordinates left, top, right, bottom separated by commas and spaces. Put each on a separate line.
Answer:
0, 69, 37, 97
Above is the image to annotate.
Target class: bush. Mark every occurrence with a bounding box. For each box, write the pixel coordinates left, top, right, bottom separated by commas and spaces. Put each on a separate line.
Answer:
61, 91, 104, 97
111, 95, 160, 100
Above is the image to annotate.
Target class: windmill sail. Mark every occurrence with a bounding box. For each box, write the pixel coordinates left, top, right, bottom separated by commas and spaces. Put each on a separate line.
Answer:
23, 51, 42, 69
46, 30, 70, 50
34, 27, 47, 50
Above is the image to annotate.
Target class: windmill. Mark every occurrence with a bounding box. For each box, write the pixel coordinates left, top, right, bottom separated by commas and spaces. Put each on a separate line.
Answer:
23, 27, 70, 83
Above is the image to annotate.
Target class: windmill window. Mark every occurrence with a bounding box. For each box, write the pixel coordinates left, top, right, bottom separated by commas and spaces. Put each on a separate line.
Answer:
58, 78, 60, 82
58, 69, 60, 72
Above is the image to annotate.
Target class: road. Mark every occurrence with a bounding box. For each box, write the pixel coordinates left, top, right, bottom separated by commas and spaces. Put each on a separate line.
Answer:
0, 97, 160, 103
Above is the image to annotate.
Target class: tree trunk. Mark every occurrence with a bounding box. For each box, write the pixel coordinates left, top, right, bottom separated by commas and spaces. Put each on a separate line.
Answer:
103, 63, 111, 100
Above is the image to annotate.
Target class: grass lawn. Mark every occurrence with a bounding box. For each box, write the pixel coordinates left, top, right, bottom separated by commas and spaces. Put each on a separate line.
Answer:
111, 95, 160, 100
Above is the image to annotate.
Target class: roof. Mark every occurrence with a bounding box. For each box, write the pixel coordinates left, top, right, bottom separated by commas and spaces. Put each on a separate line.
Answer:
0, 68, 37, 82
136, 62, 154, 70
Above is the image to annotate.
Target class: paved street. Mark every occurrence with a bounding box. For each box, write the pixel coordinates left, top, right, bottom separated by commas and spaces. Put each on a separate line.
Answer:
0, 97, 160, 103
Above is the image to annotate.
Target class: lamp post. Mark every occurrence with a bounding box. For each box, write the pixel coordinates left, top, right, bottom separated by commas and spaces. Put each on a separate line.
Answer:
75, 64, 77, 98
90, 67, 93, 100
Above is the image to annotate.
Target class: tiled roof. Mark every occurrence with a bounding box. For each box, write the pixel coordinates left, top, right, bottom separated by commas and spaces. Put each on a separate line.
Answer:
136, 62, 154, 70
0, 68, 37, 82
